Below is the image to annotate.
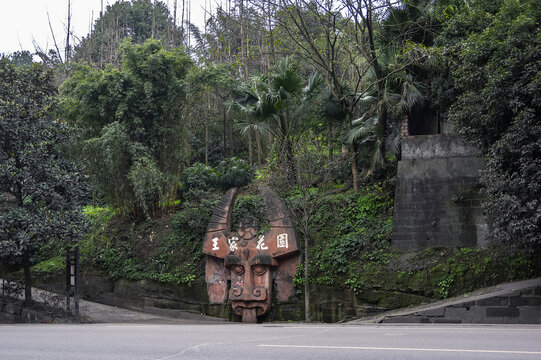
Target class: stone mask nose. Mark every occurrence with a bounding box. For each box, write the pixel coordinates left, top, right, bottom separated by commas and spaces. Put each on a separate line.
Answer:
229, 274, 268, 301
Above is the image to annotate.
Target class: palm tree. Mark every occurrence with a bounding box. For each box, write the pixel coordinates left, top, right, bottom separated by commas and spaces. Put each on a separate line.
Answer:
230, 58, 324, 179
346, 50, 424, 174
228, 74, 270, 166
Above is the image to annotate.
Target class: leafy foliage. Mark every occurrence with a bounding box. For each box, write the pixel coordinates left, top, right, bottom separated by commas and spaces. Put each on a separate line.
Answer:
10, 0, 541, 318
446, 0, 541, 248
59, 39, 192, 216
73, 0, 182, 66
482, 112, 541, 248
214, 158, 256, 189
231, 195, 269, 235
179, 157, 255, 200
1, 51, 34, 67
31, 256, 65, 276
0, 59, 89, 303
305, 186, 394, 284
231, 58, 324, 177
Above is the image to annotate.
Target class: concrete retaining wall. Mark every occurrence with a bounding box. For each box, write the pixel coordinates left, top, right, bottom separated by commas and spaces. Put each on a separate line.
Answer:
392, 134, 490, 251
0, 297, 75, 324
33, 273, 391, 323
381, 278, 541, 324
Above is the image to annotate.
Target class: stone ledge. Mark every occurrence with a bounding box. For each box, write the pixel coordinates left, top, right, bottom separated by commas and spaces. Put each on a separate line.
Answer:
402, 134, 480, 160
371, 278, 541, 324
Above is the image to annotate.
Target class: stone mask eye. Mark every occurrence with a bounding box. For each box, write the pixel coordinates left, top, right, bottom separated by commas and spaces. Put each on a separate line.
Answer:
252, 265, 267, 276
231, 265, 244, 275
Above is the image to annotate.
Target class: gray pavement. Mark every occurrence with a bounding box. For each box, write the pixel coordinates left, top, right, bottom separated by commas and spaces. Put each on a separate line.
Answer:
2, 278, 541, 359
76, 296, 211, 324
0, 323, 540, 359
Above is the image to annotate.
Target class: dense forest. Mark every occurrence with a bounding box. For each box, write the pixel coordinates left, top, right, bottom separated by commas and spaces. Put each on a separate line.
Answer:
1, 0, 540, 316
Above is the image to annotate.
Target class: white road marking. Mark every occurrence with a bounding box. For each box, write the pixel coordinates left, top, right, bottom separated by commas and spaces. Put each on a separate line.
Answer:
152, 342, 211, 360
259, 344, 541, 355
107, 325, 162, 328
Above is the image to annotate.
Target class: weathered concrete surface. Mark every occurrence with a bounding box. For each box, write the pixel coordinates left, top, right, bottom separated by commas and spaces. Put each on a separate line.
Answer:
4, 323, 541, 360
32, 274, 233, 321
401, 134, 480, 159
392, 134, 490, 250
348, 278, 541, 324
0, 279, 225, 324
32, 272, 393, 323
0, 297, 68, 324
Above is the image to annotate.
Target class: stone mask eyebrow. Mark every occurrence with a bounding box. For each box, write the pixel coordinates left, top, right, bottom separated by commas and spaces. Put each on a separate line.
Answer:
224, 254, 242, 267
251, 254, 276, 267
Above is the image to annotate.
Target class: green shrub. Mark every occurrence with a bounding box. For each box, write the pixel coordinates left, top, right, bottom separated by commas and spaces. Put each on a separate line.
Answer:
214, 157, 255, 189
99, 241, 144, 281
231, 195, 269, 234
31, 256, 65, 275
79, 205, 115, 267
128, 156, 166, 217
306, 186, 394, 284
179, 158, 255, 201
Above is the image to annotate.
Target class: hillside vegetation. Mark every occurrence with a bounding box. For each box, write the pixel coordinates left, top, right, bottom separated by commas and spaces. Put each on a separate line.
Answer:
1, 0, 540, 316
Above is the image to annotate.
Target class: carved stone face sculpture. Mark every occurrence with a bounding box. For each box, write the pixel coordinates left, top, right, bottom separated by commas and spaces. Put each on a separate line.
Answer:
202, 187, 300, 323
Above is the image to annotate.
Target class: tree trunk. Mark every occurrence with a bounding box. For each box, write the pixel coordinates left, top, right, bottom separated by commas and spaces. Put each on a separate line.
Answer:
22, 251, 32, 306
223, 107, 227, 157
256, 131, 263, 165
181, 0, 185, 45
240, 0, 246, 79
303, 215, 311, 322
328, 121, 333, 161
227, 111, 234, 157
65, 0, 71, 73
366, 1, 387, 166
248, 131, 253, 166
152, 0, 156, 38
172, 0, 178, 46
205, 117, 209, 165
267, 0, 276, 65
100, 0, 104, 66
284, 138, 296, 183
346, 112, 358, 192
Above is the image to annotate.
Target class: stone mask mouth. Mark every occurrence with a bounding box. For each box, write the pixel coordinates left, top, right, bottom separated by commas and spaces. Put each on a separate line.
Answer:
231, 302, 267, 316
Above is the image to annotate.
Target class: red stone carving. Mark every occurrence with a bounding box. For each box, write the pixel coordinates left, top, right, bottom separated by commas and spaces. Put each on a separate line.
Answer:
202, 187, 300, 323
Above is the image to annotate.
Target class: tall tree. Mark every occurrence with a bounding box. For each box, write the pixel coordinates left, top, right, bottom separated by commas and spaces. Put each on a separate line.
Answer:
59, 39, 192, 216
231, 58, 324, 179
0, 59, 88, 304
73, 0, 182, 67
274, 0, 368, 190
1, 51, 34, 67
446, 0, 541, 249
193, 3, 273, 76
345, 48, 424, 172
187, 63, 239, 164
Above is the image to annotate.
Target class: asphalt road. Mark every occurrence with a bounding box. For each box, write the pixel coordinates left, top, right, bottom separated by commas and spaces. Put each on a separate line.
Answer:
1, 323, 540, 360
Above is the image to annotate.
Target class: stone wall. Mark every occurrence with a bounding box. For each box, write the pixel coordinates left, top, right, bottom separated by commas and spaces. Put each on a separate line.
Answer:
381, 278, 541, 324
392, 134, 490, 251
33, 272, 396, 323
0, 297, 75, 324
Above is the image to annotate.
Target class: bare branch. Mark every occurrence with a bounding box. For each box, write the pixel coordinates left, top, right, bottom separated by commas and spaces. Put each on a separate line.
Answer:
46, 9, 64, 64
